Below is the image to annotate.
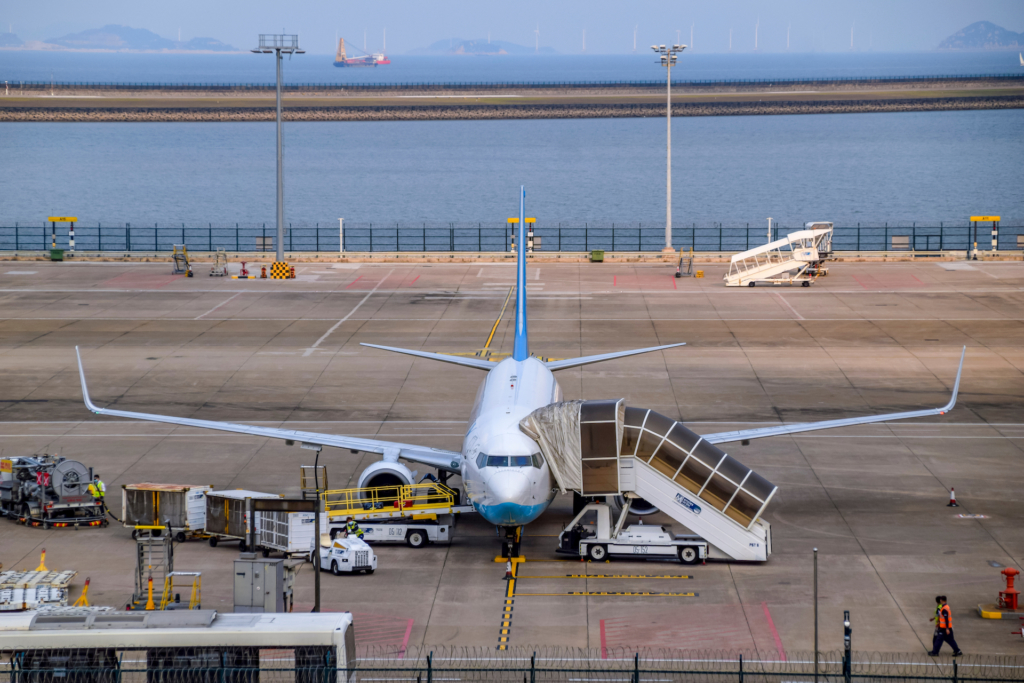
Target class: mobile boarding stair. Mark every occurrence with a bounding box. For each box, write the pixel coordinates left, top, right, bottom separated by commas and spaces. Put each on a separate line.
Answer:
724, 222, 834, 288
521, 399, 776, 562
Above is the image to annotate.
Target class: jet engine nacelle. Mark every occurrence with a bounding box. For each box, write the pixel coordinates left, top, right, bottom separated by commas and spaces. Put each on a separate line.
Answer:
612, 495, 660, 517
357, 460, 416, 491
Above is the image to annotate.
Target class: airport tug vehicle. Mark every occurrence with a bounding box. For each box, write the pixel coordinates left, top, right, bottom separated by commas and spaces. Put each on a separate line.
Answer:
312, 533, 377, 575
557, 502, 707, 564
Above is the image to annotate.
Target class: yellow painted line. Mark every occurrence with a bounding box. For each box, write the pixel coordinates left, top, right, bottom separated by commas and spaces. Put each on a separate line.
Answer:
517, 574, 693, 579
483, 286, 514, 350
515, 591, 698, 597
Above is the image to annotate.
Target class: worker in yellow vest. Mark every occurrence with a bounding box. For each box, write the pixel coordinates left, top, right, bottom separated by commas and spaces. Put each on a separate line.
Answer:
929, 595, 963, 657
345, 517, 364, 539
87, 475, 106, 508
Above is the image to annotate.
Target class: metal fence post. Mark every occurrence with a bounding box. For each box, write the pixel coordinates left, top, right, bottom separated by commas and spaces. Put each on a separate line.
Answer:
738, 654, 743, 683
236, 224, 239, 252
289, 223, 293, 252
530, 652, 536, 683
633, 652, 639, 683
370, 224, 373, 252
952, 659, 958, 683
612, 224, 615, 252
426, 652, 433, 683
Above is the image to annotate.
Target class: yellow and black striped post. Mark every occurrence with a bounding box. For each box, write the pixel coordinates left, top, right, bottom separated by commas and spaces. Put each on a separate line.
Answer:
270, 261, 290, 279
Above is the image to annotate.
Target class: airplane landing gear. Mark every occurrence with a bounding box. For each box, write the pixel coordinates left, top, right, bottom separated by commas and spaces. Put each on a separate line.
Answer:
500, 525, 522, 559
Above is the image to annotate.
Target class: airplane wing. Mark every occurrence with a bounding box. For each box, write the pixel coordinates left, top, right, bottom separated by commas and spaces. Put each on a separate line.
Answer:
702, 346, 965, 445
360, 344, 495, 370
543, 343, 686, 371
75, 348, 462, 472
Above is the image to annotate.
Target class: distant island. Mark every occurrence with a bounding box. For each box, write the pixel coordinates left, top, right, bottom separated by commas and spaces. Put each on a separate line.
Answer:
408, 38, 556, 56
938, 21, 1023, 50
0, 24, 239, 52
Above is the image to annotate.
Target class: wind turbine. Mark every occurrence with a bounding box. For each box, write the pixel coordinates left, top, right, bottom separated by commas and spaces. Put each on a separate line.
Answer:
755, 17, 759, 51
535, 24, 539, 52
690, 23, 694, 51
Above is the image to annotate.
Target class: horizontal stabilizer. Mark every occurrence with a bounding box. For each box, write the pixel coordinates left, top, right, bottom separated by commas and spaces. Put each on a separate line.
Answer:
359, 343, 495, 370
543, 343, 686, 371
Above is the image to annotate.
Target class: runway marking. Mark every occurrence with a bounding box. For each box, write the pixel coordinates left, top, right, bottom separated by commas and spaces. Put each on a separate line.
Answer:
516, 574, 693, 579
516, 591, 698, 597
762, 602, 787, 662
773, 292, 804, 320
194, 292, 243, 320
2, 316, 1022, 322
304, 269, 395, 356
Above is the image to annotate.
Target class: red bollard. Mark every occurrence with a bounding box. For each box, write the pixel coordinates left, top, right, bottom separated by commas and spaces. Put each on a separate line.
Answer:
239, 261, 249, 277
260, 265, 267, 279
999, 567, 1020, 610
290, 266, 296, 279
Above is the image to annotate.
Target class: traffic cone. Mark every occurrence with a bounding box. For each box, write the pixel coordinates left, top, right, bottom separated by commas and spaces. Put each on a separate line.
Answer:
504, 559, 513, 580
36, 548, 47, 571
947, 488, 958, 507
145, 575, 155, 610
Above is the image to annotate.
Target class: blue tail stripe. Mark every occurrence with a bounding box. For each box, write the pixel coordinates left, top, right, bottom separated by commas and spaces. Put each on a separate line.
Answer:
513, 186, 529, 361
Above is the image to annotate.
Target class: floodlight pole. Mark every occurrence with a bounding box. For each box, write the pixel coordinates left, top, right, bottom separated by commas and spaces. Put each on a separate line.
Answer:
652, 43, 686, 253
253, 35, 304, 264
275, 49, 284, 263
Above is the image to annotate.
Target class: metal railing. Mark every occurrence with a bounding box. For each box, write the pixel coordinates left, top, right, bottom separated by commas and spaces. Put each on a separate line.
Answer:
3, 73, 1022, 92
321, 483, 457, 518
3, 223, 1021, 254
2, 647, 1023, 683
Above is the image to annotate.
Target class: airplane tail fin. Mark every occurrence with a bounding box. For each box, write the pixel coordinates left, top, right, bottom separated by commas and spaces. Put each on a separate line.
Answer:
513, 186, 529, 361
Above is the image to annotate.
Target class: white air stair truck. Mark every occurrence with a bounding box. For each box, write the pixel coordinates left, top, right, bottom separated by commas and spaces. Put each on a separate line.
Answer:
312, 532, 377, 575
557, 501, 707, 564
521, 399, 776, 562
724, 222, 834, 287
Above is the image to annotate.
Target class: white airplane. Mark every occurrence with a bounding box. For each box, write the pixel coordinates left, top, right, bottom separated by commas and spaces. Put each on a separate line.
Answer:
77, 187, 964, 557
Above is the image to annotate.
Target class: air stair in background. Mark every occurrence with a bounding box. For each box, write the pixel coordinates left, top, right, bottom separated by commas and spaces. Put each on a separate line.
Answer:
522, 400, 777, 562
724, 222, 834, 287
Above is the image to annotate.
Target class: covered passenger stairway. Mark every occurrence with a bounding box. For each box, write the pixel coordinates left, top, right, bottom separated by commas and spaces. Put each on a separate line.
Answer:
724, 222, 834, 287
521, 400, 776, 562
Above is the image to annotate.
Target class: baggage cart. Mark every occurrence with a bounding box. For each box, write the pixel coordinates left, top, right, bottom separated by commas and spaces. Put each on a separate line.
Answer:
257, 510, 321, 558
0, 570, 77, 611
121, 483, 211, 542
206, 490, 280, 550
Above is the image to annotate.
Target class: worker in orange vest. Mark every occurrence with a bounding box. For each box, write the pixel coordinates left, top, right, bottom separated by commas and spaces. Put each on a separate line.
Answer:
929, 595, 963, 657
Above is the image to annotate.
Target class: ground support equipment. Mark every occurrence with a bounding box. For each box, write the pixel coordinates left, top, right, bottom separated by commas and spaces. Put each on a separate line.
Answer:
724, 222, 834, 287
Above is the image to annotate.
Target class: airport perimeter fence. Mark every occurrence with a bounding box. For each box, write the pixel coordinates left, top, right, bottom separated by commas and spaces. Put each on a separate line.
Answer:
2, 647, 1023, 683
3, 222, 1023, 254
6, 73, 1024, 91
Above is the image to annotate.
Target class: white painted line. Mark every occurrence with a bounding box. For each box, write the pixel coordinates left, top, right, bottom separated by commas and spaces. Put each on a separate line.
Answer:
194, 292, 243, 320
303, 269, 395, 356
4, 271, 37, 275
772, 292, 805, 320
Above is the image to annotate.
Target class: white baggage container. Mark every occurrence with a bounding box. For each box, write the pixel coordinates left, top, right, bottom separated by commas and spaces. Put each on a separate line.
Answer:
256, 510, 321, 557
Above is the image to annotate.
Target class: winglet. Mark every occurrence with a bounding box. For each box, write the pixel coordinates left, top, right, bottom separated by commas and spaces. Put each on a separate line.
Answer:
75, 347, 101, 414
938, 346, 966, 414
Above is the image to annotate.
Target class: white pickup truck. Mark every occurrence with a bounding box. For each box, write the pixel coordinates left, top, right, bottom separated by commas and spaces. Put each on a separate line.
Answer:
311, 533, 377, 575
557, 502, 708, 565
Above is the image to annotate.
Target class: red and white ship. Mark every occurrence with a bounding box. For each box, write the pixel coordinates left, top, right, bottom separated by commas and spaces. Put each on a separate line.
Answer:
334, 38, 389, 67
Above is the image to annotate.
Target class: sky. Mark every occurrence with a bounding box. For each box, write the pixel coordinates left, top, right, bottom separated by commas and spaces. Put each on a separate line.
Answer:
5, 0, 1024, 55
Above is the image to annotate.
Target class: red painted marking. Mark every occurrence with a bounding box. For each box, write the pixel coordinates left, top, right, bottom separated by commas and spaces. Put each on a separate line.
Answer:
408, 275, 420, 285
851, 274, 870, 290
911, 274, 924, 285
671, 276, 677, 290
599, 619, 607, 659
613, 275, 617, 287
762, 602, 786, 661
398, 617, 414, 659
345, 275, 365, 289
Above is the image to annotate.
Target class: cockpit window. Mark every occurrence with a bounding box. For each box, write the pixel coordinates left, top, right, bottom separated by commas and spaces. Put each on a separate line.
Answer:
532, 452, 545, 468
480, 453, 543, 468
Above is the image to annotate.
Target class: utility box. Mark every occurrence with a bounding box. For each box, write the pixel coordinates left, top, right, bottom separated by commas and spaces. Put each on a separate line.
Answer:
233, 553, 284, 613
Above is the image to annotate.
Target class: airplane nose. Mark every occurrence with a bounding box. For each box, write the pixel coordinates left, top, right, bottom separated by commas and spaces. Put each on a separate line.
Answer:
487, 470, 531, 506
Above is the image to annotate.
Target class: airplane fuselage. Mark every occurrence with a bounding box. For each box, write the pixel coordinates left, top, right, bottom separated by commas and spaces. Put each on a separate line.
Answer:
461, 357, 561, 526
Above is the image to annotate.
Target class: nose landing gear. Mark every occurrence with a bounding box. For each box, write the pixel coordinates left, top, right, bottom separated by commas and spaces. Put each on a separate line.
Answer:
500, 525, 523, 559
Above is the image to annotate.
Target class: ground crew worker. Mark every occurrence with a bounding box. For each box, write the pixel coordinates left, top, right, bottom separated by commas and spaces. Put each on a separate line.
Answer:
929, 595, 963, 657
88, 475, 106, 507
345, 517, 364, 540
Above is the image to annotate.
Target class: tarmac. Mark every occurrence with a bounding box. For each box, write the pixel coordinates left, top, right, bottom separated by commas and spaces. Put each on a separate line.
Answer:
0, 258, 1022, 655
